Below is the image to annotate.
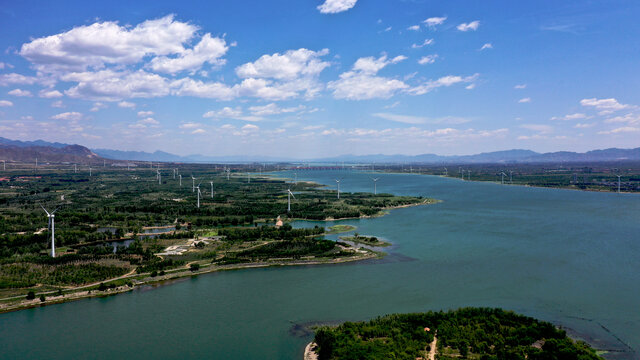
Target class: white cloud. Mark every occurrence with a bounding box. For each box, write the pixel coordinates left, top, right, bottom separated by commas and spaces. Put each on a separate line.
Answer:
0, 73, 38, 86
170, 77, 235, 100
479, 43, 493, 51
51, 100, 65, 108
372, 112, 471, 125
0, 100, 13, 107
51, 111, 83, 121
550, 113, 587, 121
138, 110, 154, 117
63, 70, 170, 101
407, 25, 420, 31
203, 106, 262, 121
580, 98, 631, 111
118, 101, 136, 108
8, 89, 32, 97
248, 103, 305, 116
38, 89, 63, 98
514, 84, 527, 89
411, 39, 434, 48
317, 0, 358, 14
407, 74, 479, 95
149, 33, 229, 74
604, 113, 640, 125
241, 124, 258, 131
139, 117, 159, 125
457, 21, 480, 32
90, 102, 108, 112
191, 128, 206, 134
328, 55, 409, 100
598, 126, 640, 135
423, 17, 447, 28
179, 122, 202, 129
518, 97, 531, 103
236, 48, 330, 80
465, 83, 476, 90
418, 55, 438, 65
19, 15, 198, 73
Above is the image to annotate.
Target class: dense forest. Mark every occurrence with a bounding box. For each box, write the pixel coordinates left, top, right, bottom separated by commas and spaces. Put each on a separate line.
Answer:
313, 308, 603, 360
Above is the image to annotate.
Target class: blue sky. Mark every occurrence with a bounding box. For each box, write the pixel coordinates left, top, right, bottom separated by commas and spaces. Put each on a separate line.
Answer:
0, 0, 639, 158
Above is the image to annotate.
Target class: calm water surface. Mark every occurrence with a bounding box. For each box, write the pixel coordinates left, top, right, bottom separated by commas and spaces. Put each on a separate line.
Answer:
1, 170, 638, 359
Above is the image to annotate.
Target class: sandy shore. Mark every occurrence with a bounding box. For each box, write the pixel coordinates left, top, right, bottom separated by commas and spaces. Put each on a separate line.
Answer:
304, 342, 319, 360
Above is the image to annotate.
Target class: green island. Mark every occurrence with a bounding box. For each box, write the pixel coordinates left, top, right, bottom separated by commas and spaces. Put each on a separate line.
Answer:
338, 233, 391, 247
307, 307, 603, 360
325, 225, 357, 234
0, 163, 433, 313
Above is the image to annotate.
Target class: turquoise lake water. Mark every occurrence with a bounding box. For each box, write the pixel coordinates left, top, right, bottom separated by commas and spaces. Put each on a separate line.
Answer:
0, 170, 638, 359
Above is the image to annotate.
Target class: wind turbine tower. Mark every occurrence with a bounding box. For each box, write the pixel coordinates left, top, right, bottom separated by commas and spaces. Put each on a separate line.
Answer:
500, 172, 507, 184
372, 178, 379, 195
196, 183, 202, 208
287, 188, 295, 212
617, 175, 622, 193
40, 205, 60, 257
210, 181, 214, 199
191, 176, 196, 192
179, 174, 182, 187
335, 179, 341, 199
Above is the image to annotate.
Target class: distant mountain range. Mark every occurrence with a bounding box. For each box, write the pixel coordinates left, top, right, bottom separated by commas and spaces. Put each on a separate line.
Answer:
0, 138, 99, 163
1, 137, 639, 164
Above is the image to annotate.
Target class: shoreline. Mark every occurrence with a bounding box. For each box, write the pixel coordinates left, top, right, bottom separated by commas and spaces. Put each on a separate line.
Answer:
381, 171, 638, 195
0, 249, 379, 315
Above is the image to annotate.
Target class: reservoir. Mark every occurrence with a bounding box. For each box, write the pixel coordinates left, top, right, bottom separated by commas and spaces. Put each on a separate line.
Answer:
0, 170, 638, 359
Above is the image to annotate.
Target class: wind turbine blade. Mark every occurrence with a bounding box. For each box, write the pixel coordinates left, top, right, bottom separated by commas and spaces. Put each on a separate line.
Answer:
52, 206, 61, 214
39, 204, 50, 216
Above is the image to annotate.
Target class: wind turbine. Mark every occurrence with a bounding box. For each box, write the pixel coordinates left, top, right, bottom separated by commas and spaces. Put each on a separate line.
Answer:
247, 172, 250, 183
196, 182, 202, 208
157, 169, 161, 184
127, 163, 130, 171
509, 170, 513, 184
40, 205, 60, 257
335, 179, 341, 199
294, 172, 297, 184
226, 168, 230, 180
89, 166, 92, 177
500, 172, 507, 184
173, 168, 176, 179
286, 188, 296, 212
179, 174, 182, 187
74, 164, 77, 173
210, 181, 214, 199
191, 175, 196, 192
461, 169, 465, 180
444, 167, 448, 176
617, 175, 622, 193
371, 178, 379, 195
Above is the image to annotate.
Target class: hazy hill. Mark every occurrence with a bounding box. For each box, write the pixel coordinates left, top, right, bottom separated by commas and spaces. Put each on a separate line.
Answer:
1, 137, 639, 164
0, 144, 100, 163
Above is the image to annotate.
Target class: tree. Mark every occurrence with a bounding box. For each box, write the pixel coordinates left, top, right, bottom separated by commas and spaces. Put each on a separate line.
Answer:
190, 263, 200, 272
39, 294, 46, 302
26, 291, 35, 300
